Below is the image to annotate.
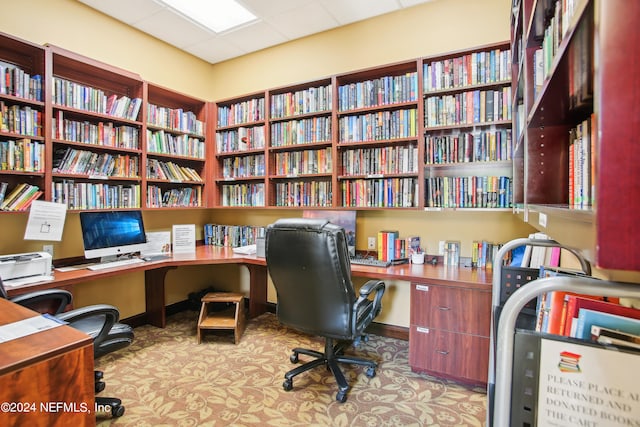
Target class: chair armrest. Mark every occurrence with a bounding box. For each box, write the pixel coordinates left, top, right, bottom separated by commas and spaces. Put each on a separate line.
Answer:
355, 279, 386, 322
57, 304, 120, 345
10, 289, 72, 315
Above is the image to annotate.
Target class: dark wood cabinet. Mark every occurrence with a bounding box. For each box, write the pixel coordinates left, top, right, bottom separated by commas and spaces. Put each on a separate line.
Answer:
409, 282, 491, 385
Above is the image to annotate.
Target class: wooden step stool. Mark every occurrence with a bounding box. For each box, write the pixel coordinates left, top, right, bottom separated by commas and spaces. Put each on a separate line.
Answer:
197, 292, 245, 344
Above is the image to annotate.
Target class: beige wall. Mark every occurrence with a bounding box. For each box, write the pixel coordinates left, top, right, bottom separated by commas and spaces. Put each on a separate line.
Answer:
0, 0, 549, 327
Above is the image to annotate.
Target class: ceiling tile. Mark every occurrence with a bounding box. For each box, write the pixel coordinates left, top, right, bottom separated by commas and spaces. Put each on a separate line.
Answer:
319, 0, 399, 25
263, 2, 339, 40
78, 0, 164, 25
238, 0, 315, 19
134, 9, 214, 48
220, 21, 288, 54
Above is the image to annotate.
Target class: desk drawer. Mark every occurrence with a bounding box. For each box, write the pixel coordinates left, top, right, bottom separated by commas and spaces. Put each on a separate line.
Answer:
409, 326, 489, 384
410, 282, 491, 336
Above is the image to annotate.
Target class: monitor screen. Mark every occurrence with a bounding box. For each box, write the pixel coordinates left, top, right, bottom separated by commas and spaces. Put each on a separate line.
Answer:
79, 210, 147, 260
302, 210, 356, 256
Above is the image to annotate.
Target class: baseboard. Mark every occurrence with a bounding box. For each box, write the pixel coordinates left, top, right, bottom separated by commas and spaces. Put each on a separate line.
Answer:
123, 299, 409, 341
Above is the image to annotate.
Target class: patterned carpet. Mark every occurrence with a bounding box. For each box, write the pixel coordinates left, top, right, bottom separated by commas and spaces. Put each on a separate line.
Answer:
96, 311, 487, 426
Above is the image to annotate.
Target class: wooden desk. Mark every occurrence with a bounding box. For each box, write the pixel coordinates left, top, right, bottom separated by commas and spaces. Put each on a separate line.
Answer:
5, 248, 494, 385
0, 299, 95, 427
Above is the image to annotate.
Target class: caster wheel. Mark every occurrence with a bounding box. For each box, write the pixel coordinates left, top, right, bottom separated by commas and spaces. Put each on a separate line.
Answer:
290, 353, 299, 363
336, 391, 347, 403
283, 379, 293, 391
111, 405, 125, 418
366, 367, 376, 378
95, 381, 106, 393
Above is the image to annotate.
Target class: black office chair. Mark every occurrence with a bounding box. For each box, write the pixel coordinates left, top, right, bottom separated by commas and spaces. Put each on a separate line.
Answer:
0, 277, 132, 417
265, 218, 386, 402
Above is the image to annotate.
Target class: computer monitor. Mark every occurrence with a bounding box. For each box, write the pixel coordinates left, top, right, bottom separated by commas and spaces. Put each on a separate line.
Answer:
79, 210, 147, 261
302, 210, 356, 257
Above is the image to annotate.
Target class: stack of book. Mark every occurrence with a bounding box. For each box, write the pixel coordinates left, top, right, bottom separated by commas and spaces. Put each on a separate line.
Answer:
0, 182, 42, 211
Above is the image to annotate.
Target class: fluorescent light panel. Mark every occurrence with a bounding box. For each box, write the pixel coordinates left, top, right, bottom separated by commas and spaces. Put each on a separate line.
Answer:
158, 0, 256, 33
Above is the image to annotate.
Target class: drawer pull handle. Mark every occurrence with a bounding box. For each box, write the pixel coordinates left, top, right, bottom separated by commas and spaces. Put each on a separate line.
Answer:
437, 306, 450, 311
436, 350, 449, 355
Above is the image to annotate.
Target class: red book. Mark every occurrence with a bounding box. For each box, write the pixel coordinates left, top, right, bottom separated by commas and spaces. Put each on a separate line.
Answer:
564, 295, 638, 337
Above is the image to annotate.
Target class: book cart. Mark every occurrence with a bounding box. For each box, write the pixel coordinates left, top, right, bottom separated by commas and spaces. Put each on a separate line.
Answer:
488, 238, 640, 426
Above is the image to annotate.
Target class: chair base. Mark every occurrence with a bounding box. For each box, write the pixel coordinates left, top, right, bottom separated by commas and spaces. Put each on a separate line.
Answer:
282, 337, 377, 403
96, 396, 125, 418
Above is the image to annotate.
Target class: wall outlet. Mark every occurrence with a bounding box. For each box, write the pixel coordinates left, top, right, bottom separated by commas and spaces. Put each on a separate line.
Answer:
438, 241, 445, 255
367, 237, 376, 250
43, 245, 54, 258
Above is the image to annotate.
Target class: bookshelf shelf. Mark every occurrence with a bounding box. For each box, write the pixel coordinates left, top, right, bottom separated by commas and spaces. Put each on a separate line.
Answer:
422, 42, 513, 211
512, 0, 640, 270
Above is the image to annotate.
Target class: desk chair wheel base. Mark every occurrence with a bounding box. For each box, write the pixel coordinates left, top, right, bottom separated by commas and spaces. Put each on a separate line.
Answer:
97, 397, 125, 418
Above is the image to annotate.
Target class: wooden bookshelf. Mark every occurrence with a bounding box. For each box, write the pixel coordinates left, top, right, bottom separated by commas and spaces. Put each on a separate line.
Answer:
213, 92, 267, 207
512, 0, 640, 270
46, 44, 144, 210
268, 78, 333, 208
0, 32, 46, 211
145, 82, 207, 209
335, 61, 421, 209
422, 42, 513, 211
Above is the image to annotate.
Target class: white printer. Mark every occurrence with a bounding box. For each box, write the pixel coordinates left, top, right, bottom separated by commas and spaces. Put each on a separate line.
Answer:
0, 252, 52, 281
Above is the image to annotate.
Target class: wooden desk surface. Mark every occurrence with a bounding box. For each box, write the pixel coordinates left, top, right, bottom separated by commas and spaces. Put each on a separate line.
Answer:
0, 299, 92, 374
6, 245, 493, 298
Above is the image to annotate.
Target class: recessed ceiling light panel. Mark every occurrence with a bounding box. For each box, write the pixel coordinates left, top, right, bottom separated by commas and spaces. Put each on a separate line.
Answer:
158, 0, 257, 33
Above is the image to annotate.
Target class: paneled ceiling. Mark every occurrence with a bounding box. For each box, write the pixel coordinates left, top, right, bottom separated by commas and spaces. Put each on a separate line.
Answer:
77, 0, 436, 64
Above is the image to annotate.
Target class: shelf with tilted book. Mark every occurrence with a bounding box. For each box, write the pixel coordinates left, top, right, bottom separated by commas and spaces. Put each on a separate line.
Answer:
46, 44, 144, 210
145, 82, 208, 209
0, 32, 47, 212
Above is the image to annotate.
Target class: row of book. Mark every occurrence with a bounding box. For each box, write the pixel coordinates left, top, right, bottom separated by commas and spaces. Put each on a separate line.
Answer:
423, 48, 511, 92
53, 112, 140, 148
568, 112, 595, 210
217, 98, 265, 127
341, 177, 418, 208
147, 104, 204, 136
338, 72, 418, 111
203, 223, 265, 247
471, 240, 503, 269
51, 180, 140, 209
424, 87, 512, 127
0, 101, 42, 136
53, 147, 140, 178
0, 182, 42, 211
52, 77, 142, 120
219, 182, 265, 207
270, 85, 332, 118
0, 61, 43, 101
146, 158, 202, 182
535, 266, 640, 351
0, 138, 45, 172
341, 144, 418, 176
273, 147, 333, 176
424, 129, 512, 164
221, 154, 265, 179
146, 185, 202, 208
270, 116, 331, 147
425, 175, 512, 209
273, 180, 332, 207
338, 108, 418, 143
216, 126, 266, 153
376, 231, 411, 262
146, 130, 205, 159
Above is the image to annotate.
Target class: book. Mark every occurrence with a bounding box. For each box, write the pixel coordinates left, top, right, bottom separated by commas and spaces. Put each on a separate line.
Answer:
564, 295, 636, 337
574, 308, 640, 340
591, 325, 640, 350
0, 181, 7, 205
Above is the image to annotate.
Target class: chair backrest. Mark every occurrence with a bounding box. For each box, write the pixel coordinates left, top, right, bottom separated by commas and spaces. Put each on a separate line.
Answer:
266, 218, 356, 339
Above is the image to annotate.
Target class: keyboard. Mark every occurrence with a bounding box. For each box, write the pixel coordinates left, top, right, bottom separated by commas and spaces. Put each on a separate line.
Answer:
87, 258, 144, 271
349, 257, 391, 268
